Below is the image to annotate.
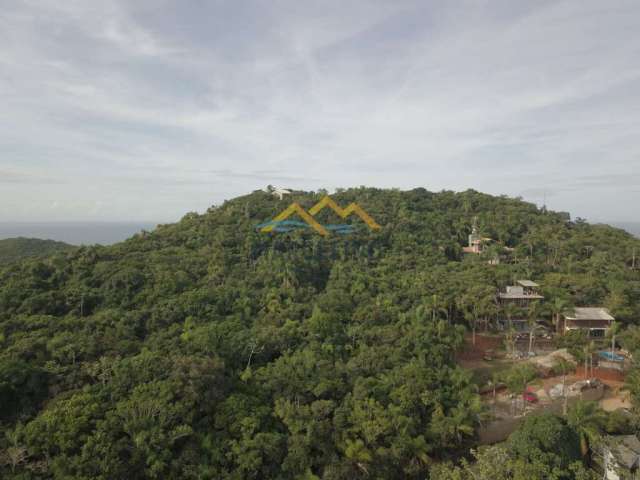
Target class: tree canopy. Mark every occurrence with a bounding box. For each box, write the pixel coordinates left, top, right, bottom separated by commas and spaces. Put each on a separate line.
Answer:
0, 187, 639, 479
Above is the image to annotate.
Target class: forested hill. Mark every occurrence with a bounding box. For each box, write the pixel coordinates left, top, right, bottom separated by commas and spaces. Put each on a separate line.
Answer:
0, 237, 74, 266
1, 187, 639, 479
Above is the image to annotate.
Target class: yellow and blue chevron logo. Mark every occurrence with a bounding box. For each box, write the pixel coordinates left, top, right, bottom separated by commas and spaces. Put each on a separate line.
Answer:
256, 196, 381, 236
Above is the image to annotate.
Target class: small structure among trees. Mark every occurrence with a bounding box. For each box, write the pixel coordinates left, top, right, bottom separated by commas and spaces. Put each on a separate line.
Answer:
562, 307, 614, 339
497, 280, 545, 333
462, 218, 492, 254
498, 280, 544, 308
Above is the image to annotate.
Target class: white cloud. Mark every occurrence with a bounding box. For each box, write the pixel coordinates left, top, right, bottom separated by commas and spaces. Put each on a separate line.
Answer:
0, 0, 639, 221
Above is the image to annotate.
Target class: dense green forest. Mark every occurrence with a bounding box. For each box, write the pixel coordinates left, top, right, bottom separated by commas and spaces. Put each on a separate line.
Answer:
0, 238, 75, 267
1, 188, 639, 479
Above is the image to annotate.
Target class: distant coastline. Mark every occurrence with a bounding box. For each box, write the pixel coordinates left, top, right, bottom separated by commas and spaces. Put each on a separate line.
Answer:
0, 222, 159, 246
1, 219, 637, 246
610, 222, 640, 238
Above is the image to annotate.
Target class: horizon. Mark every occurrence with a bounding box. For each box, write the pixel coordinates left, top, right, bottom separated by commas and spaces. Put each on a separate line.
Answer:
0, 220, 159, 245
0, 184, 638, 226
1, 185, 639, 244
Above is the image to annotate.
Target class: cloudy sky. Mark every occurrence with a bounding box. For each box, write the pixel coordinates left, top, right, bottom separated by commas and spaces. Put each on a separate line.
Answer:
1, 0, 639, 223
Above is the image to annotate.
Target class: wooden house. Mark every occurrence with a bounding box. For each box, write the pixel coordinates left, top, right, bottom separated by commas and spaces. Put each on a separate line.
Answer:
497, 280, 545, 331
498, 280, 544, 308
562, 307, 614, 338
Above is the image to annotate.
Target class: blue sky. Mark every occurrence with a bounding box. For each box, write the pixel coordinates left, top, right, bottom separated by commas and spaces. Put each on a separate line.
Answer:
1, 0, 639, 222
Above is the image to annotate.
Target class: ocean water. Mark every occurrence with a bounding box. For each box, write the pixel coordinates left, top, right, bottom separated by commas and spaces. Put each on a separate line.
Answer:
611, 222, 640, 238
1, 219, 637, 245
0, 222, 159, 246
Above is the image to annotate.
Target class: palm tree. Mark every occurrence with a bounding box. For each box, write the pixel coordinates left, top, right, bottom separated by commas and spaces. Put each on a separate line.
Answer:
567, 400, 607, 461
504, 327, 517, 358
548, 297, 572, 335
3, 428, 27, 473
582, 341, 597, 379
526, 301, 544, 355
501, 302, 522, 357
553, 356, 574, 415
344, 439, 372, 476
413, 305, 428, 325
502, 363, 536, 415
456, 295, 478, 346
607, 320, 620, 358
523, 236, 535, 258
482, 299, 498, 333
457, 285, 497, 345
502, 302, 522, 333
430, 395, 486, 448
489, 371, 502, 414
424, 294, 448, 323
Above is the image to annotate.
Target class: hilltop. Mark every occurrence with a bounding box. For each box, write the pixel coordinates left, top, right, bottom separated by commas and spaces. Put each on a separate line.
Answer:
0, 237, 75, 266
0, 187, 639, 479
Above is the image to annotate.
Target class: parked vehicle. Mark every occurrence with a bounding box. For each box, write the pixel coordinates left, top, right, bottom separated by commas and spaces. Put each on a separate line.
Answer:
523, 390, 538, 403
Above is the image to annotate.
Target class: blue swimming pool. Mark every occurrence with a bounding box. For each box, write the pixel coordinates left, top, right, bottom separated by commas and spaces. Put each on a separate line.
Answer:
599, 351, 624, 362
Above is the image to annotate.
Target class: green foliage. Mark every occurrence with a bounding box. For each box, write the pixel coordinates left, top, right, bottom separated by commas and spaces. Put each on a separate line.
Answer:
429, 440, 596, 480
618, 325, 640, 355
550, 356, 576, 377
0, 237, 74, 266
508, 413, 583, 478
555, 330, 590, 361
500, 363, 538, 394
0, 188, 639, 479
0, 359, 48, 422
566, 400, 607, 459
603, 409, 634, 435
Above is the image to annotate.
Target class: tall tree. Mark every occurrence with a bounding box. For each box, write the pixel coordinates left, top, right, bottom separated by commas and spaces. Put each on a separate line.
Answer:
526, 301, 544, 355
566, 400, 607, 461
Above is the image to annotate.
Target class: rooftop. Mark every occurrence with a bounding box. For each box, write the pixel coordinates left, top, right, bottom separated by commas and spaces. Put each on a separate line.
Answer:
517, 280, 539, 287
565, 307, 614, 321
609, 435, 640, 469
499, 285, 544, 299
499, 293, 545, 300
